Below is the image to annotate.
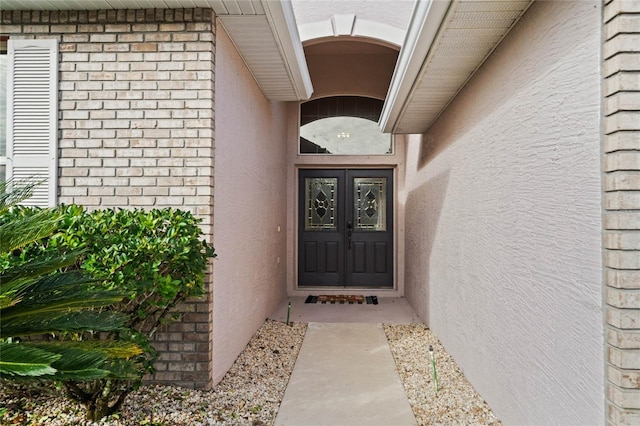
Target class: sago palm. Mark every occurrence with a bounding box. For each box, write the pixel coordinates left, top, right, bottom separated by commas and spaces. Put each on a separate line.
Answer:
0, 178, 141, 380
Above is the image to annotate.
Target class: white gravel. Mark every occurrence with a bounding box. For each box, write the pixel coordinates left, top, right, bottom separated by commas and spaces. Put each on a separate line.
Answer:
1, 320, 500, 425
384, 324, 501, 425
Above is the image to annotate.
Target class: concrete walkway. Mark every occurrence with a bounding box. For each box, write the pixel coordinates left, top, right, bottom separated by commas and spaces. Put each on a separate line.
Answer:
274, 322, 418, 426
270, 296, 422, 324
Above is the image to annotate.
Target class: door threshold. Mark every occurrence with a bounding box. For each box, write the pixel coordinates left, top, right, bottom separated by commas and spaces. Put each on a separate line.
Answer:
291, 287, 398, 298
290, 287, 398, 297
297, 286, 394, 290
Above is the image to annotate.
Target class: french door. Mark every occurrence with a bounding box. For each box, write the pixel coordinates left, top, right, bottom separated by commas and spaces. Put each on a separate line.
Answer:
298, 169, 393, 287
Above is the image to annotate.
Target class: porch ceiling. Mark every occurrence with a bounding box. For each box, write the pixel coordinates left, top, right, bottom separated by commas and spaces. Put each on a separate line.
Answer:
2, 0, 313, 101
380, 0, 534, 134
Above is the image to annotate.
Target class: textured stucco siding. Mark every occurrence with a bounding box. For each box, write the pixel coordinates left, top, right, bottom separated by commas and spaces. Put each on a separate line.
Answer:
403, 1, 604, 424
212, 24, 289, 385
603, 0, 640, 424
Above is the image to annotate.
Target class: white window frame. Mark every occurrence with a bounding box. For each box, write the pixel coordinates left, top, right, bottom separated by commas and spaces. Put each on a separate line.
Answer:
7, 38, 58, 207
0, 38, 7, 181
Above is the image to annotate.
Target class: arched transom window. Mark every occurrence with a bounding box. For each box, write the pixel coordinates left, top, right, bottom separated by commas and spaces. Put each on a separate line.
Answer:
299, 96, 392, 155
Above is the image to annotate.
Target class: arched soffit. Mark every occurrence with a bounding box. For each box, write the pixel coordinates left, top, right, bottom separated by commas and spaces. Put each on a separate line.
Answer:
297, 13, 408, 48
304, 37, 400, 101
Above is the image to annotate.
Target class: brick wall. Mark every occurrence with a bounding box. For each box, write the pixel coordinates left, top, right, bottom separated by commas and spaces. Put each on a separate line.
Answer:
1, 8, 216, 389
603, 0, 640, 423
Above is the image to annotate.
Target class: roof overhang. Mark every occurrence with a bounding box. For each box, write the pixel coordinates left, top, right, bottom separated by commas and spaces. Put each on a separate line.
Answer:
380, 0, 534, 134
1, 0, 313, 101
218, 1, 313, 101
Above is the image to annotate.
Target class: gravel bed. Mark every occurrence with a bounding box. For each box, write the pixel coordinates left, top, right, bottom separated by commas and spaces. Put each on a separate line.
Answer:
1, 320, 307, 426
1, 321, 499, 425
385, 324, 501, 425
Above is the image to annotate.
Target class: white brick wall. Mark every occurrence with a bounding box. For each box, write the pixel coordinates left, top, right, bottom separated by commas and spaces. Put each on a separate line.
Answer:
31, 11, 216, 227
2, 8, 216, 390
603, 0, 640, 424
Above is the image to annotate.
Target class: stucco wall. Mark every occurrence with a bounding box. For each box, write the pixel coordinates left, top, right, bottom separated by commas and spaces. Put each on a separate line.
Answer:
304, 41, 398, 100
403, 1, 604, 424
212, 24, 289, 385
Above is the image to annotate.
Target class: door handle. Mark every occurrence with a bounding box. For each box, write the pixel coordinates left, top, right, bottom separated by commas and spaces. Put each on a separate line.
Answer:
347, 221, 353, 250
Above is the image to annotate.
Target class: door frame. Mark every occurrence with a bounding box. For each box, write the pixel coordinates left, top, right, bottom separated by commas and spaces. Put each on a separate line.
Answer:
292, 166, 399, 292
285, 111, 408, 297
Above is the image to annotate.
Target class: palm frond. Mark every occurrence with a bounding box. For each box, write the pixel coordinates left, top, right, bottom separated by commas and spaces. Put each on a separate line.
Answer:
0, 342, 60, 378
0, 341, 143, 381
0, 178, 44, 213
0, 180, 144, 384
0, 252, 85, 310
1, 272, 127, 341
39, 342, 142, 380
1, 310, 128, 337
1, 294, 125, 320
27, 269, 97, 293
39, 340, 144, 360
1, 250, 84, 285
0, 208, 60, 253
47, 346, 110, 380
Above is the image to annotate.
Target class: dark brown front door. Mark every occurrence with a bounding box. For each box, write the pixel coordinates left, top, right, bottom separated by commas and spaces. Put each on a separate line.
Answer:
298, 169, 393, 287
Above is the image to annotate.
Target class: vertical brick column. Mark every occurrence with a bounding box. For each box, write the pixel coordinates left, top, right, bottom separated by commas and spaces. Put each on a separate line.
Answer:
1, 8, 215, 389
603, 0, 640, 423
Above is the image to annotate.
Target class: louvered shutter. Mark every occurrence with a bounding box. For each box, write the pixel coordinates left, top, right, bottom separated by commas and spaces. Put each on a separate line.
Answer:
7, 39, 58, 207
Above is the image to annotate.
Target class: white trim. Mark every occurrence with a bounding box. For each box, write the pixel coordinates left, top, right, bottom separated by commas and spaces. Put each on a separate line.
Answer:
7, 39, 58, 207
299, 17, 405, 48
378, 0, 453, 133
352, 20, 405, 47
298, 20, 335, 42
261, 0, 313, 100
332, 14, 355, 36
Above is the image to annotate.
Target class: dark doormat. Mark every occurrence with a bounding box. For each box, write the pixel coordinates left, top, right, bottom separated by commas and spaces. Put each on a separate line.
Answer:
304, 295, 378, 305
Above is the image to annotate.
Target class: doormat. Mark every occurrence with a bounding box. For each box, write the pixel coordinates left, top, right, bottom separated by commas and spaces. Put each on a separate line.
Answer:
304, 295, 378, 305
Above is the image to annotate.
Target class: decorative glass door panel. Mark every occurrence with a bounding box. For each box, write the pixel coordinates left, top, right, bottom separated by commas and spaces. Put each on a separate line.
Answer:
298, 169, 393, 288
354, 177, 386, 231
305, 178, 338, 230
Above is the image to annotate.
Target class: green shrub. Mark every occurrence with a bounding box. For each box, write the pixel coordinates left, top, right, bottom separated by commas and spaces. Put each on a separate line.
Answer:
1, 205, 216, 420
0, 181, 141, 384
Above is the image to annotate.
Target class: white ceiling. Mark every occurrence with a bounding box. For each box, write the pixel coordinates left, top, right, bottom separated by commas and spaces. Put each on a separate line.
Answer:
380, 0, 534, 134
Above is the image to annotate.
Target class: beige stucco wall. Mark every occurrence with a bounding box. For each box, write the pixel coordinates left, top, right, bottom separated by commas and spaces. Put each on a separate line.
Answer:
212, 24, 289, 385
403, 1, 604, 424
304, 40, 398, 100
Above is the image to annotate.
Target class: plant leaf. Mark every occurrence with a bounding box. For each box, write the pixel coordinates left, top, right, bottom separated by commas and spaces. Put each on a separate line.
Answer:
0, 209, 60, 253
0, 178, 44, 213
47, 346, 109, 380
0, 342, 60, 377
1, 310, 128, 337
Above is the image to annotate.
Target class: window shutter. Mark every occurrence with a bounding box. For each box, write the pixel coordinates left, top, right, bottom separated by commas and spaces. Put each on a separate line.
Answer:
7, 39, 58, 207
